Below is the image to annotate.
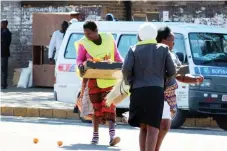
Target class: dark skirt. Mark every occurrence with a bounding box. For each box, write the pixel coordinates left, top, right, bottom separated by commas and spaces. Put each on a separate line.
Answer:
128, 86, 164, 129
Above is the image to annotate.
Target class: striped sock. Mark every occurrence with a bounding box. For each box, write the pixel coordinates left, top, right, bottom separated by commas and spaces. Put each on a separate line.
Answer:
91, 132, 99, 143
109, 129, 115, 140
108, 121, 116, 140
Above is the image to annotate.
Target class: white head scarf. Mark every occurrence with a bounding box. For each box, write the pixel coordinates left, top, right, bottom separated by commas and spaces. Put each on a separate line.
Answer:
69, 18, 78, 24
138, 23, 157, 41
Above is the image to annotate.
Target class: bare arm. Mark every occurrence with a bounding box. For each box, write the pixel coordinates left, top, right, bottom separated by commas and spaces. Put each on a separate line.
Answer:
76, 44, 87, 65
177, 65, 190, 75
114, 41, 124, 62
48, 32, 56, 59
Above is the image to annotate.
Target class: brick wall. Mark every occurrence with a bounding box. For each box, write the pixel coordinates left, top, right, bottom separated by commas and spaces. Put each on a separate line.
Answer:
1, 1, 125, 86
132, 1, 227, 27
1, 1, 22, 86
1, 1, 227, 86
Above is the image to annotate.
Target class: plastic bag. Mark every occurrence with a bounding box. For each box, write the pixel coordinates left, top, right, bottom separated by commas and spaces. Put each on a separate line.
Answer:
80, 83, 94, 117
28, 60, 33, 87
122, 111, 129, 122
17, 68, 30, 88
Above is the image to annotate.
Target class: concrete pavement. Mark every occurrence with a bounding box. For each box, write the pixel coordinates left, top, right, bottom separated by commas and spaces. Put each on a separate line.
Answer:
1, 87, 73, 109
0, 87, 219, 127
0, 116, 227, 151
0, 87, 125, 122
1, 87, 79, 119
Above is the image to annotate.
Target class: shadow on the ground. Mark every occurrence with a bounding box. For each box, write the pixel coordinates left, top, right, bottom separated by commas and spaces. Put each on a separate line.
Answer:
170, 127, 227, 136
62, 143, 121, 150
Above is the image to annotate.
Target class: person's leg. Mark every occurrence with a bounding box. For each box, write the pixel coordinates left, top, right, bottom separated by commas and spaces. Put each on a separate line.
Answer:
108, 120, 120, 146
108, 120, 115, 140
89, 92, 102, 144
1, 57, 8, 88
91, 114, 100, 144
101, 89, 120, 146
88, 79, 103, 144
145, 125, 159, 151
155, 102, 171, 151
139, 124, 147, 151
155, 119, 171, 151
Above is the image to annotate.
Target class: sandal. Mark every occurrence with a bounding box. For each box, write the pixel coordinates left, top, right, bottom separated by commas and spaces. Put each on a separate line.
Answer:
91, 140, 98, 145
109, 136, 121, 146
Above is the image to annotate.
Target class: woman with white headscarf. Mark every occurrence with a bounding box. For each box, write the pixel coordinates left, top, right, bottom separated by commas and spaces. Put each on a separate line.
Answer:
122, 23, 176, 151
69, 18, 78, 25
105, 13, 116, 21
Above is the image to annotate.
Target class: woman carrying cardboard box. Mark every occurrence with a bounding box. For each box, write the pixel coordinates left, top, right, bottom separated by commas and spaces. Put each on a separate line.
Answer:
76, 20, 123, 146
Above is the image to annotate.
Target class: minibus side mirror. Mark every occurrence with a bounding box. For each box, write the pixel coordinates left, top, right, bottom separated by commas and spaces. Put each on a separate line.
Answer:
176, 52, 184, 63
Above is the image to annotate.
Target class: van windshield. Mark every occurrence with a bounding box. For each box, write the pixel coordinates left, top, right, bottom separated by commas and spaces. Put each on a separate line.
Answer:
189, 33, 227, 67
64, 33, 117, 59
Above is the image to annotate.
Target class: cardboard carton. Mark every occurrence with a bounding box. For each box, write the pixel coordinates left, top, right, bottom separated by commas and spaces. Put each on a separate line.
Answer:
13, 68, 22, 86
81, 61, 123, 79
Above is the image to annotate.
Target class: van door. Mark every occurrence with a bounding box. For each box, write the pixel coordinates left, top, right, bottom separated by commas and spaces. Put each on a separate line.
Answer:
55, 33, 84, 103
173, 33, 189, 109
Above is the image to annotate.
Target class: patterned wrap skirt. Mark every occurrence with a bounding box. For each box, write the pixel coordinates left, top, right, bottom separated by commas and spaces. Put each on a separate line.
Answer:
83, 79, 116, 124
164, 78, 178, 110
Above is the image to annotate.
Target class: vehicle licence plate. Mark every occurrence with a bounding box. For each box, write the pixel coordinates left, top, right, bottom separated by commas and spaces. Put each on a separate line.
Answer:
222, 95, 227, 102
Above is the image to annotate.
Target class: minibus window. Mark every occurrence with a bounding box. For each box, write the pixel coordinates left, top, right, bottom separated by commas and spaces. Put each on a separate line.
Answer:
112, 33, 117, 39
173, 33, 187, 63
64, 33, 84, 59
117, 33, 187, 62
118, 34, 138, 58
64, 33, 117, 59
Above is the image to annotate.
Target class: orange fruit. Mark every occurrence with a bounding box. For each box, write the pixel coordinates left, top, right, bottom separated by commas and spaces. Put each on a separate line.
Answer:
57, 141, 63, 147
93, 58, 102, 62
33, 138, 39, 144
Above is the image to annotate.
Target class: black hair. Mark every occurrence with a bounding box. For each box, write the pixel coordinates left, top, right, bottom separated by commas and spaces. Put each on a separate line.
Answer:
1, 19, 8, 25
83, 20, 97, 31
156, 26, 172, 43
62, 21, 69, 26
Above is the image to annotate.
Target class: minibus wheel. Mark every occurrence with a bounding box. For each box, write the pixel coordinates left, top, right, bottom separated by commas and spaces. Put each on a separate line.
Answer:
215, 116, 227, 131
171, 108, 186, 129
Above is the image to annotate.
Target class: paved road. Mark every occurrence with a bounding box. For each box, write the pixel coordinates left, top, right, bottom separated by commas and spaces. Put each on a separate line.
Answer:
0, 116, 227, 151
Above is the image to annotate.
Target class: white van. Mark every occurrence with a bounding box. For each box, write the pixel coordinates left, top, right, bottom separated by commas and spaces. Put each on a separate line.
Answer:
55, 21, 227, 130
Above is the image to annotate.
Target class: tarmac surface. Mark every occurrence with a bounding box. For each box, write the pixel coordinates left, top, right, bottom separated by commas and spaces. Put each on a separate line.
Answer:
0, 116, 227, 151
